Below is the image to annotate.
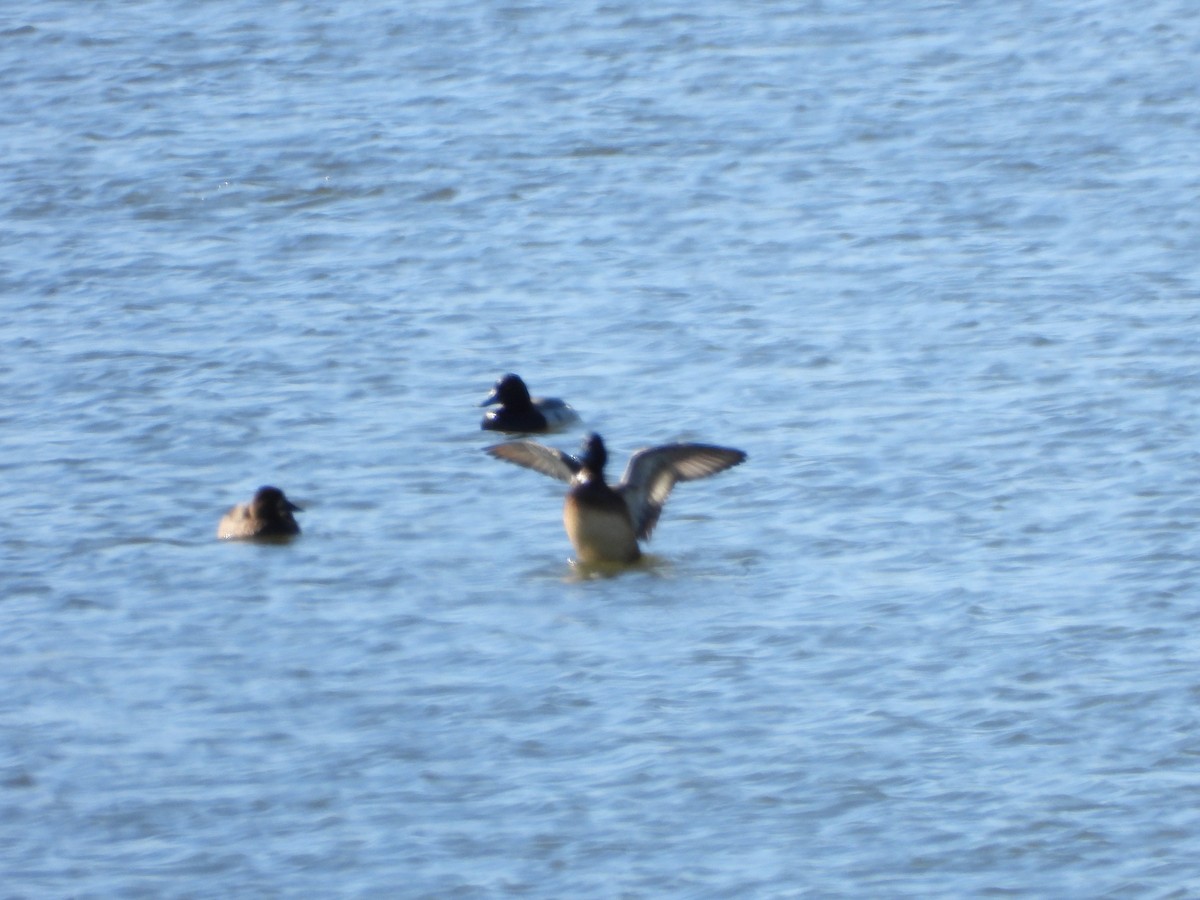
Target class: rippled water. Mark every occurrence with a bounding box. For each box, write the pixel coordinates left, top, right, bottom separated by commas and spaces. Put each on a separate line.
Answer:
3, 1, 1200, 896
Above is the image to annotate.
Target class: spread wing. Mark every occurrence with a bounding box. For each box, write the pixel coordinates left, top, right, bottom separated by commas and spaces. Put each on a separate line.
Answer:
616, 443, 747, 540
485, 440, 581, 483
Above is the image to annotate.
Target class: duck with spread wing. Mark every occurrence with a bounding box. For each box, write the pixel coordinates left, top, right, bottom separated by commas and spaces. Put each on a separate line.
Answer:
486, 432, 746, 564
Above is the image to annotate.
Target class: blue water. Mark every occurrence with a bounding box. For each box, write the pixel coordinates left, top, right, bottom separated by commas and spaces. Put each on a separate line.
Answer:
3, 1, 1200, 896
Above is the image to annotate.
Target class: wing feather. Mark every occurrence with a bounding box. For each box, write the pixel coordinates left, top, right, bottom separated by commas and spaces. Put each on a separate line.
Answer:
485, 440, 581, 483
616, 444, 746, 540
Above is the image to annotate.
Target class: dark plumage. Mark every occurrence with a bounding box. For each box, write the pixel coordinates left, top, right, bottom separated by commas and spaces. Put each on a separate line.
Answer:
479, 373, 579, 433
217, 486, 302, 541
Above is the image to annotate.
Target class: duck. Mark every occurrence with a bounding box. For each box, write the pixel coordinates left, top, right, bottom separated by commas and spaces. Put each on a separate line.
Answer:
480, 373, 579, 433
485, 432, 746, 564
217, 486, 302, 540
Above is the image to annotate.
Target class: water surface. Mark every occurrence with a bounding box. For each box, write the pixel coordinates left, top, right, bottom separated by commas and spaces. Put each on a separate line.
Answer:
2, 1, 1199, 896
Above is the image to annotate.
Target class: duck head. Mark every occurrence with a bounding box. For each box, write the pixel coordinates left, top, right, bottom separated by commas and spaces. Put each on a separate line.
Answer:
480, 373, 531, 408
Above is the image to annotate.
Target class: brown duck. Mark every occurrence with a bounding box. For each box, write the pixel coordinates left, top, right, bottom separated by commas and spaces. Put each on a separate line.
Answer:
486, 432, 745, 564
217, 486, 302, 541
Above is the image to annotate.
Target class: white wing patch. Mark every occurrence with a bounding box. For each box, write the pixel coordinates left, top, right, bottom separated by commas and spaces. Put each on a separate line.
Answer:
617, 444, 746, 540
485, 441, 581, 483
